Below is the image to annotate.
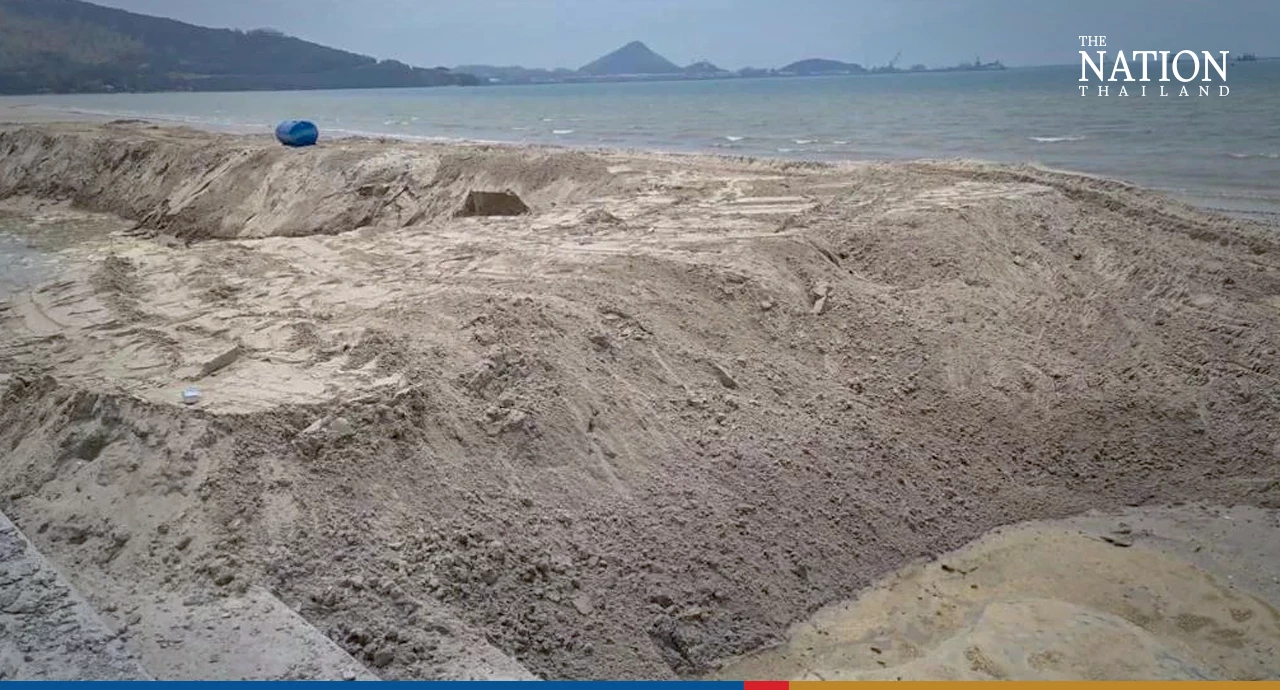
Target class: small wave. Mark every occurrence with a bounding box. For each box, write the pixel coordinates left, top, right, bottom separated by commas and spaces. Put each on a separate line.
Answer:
1226, 152, 1280, 159
323, 127, 457, 143
1029, 135, 1086, 143
552, 129, 575, 135
794, 139, 814, 145
59, 108, 267, 134
62, 106, 135, 118
778, 147, 805, 153
831, 140, 849, 145
511, 126, 531, 131
724, 135, 745, 142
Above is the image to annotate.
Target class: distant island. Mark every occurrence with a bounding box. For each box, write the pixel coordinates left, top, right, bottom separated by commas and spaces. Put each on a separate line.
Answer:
1231, 53, 1279, 63
461, 41, 1005, 85
0, 0, 479, 95
0, 0, 1006, 96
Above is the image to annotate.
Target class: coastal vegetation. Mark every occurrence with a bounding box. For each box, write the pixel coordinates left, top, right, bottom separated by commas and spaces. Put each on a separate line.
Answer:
0, 0, 478, 94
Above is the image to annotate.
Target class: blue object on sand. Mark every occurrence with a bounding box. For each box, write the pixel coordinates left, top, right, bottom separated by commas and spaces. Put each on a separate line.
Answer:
275, 120, 319, 147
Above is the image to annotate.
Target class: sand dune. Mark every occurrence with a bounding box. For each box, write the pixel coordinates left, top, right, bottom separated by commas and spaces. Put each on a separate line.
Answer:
0, 121, 1277, 679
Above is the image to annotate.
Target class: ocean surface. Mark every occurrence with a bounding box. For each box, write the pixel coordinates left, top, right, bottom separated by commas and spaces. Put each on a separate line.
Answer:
3, 63, 1280, 217
0, 222, 51, 300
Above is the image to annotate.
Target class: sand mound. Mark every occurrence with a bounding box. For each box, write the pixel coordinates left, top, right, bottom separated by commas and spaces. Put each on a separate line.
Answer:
0, 123, 616, 241
0, 124, 1278, 679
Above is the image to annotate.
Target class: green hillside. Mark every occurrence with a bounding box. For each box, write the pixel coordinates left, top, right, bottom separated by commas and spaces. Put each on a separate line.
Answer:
0, 0, 478, 94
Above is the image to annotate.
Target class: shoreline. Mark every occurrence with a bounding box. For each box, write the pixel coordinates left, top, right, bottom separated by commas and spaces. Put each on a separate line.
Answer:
4, 98, 1277, 224
0, 121, 1277, 680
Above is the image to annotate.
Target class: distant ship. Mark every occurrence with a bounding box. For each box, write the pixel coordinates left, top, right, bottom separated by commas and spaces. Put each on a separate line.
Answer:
1234, 53, 1258, 63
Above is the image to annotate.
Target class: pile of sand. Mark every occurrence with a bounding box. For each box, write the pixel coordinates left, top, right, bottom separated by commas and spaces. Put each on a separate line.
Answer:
0, 123, 615, 240
0, 122, 1277, 679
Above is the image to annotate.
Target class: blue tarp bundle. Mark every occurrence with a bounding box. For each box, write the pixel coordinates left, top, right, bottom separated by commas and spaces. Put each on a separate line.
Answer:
275, 120, 319, 147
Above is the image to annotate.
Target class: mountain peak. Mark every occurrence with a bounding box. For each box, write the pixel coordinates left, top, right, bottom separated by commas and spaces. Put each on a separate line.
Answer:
579, 41, 681, 75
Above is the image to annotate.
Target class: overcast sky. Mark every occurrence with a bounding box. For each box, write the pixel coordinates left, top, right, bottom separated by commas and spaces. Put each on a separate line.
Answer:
91, 0, 1280, 70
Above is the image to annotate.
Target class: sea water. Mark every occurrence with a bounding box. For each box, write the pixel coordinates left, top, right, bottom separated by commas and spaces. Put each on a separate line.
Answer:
4, 63, 1280, 217
0, 228, 52, 301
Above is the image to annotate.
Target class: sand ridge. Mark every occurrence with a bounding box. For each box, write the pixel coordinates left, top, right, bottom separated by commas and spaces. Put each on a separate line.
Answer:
0, 122, 1278, 679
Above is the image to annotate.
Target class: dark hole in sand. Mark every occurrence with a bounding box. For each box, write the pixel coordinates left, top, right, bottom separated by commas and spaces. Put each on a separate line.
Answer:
455, 190, 530, 217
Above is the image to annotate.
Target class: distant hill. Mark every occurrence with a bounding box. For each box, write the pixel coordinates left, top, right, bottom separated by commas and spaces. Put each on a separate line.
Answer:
779, 58, 866, 76
0, 0, 478, 94
455, 64, 578, 84
579, 41, 682, 75
457, 45, 1005, 86
683, 61, 728, 76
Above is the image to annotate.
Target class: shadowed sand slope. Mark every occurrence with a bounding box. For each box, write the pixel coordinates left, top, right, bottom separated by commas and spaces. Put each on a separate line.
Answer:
714, 506, 1280, 680
0, 122, 1277, 679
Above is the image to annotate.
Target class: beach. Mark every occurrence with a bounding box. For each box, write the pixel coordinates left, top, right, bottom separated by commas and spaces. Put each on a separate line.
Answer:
4, 62, 1280, 221
1, 115, 1278, 680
